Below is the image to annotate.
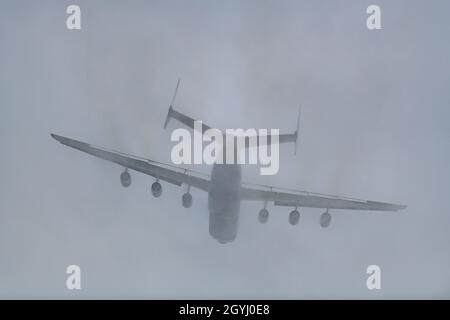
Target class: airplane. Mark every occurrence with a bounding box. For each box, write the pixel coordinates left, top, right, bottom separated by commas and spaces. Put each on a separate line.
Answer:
51, 83, 406, 244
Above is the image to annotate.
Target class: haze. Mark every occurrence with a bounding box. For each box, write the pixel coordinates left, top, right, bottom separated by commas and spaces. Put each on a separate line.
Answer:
0, 0, 449, 298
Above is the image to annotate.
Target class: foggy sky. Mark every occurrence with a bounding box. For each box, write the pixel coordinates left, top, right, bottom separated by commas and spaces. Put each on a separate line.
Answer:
1, 0, 450, 298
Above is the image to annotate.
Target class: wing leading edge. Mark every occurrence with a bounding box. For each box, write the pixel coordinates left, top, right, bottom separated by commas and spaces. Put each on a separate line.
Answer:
50, 134, 210, 192
240, 184, 406, 212
51, 133, 406, 212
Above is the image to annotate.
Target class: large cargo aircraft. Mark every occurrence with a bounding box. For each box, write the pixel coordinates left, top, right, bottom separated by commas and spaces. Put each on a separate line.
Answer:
51, 83, 406, 243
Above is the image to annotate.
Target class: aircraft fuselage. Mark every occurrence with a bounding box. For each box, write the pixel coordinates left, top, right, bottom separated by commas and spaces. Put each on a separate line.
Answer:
208, 163, 241, 243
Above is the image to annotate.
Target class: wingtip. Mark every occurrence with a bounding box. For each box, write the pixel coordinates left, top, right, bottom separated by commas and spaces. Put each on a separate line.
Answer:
390, 203, 407, 211
367, 200, 408, 212
50, 133, 69, 144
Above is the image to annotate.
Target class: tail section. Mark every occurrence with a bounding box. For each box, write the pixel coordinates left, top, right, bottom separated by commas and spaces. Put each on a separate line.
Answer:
163, 79, 180, 129
163, 79, 301, 155
255, 106, 301, 154
163, 105, 174, 129
163, 79, 214, 133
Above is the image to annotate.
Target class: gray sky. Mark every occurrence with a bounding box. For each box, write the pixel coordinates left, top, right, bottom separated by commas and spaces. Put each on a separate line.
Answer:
1, 0, 450, 298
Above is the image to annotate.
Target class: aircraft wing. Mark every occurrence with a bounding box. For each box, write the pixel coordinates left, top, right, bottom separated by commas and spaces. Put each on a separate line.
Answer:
51, 134, 211, 192
239, 183, 406, 211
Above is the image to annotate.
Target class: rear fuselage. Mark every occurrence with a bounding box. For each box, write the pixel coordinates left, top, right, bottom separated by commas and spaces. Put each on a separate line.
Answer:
208, 163, 241, 243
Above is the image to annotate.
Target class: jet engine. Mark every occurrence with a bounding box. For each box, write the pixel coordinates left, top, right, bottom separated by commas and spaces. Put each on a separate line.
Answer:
151, 181, 162, 197
289, 209, 300, 225
258, 208, 269, 224
182, 192, 192, 208
120, 170, 131, 187
320, 211, 332, 228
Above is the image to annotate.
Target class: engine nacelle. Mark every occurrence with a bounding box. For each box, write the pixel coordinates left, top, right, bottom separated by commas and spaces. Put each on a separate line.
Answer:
120, 170, 131, 187
151, 181, 162, 197
289, 209, 300, 225
320, 211, 332, 228
258, 208, 269, 224
182, 192, 192, 208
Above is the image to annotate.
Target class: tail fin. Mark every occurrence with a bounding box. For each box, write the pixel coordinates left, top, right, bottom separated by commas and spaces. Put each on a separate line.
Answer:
163, 79, 215, 133
163, 105, 174, 129
276, 106, 301, 154
294, 106, 301, 155
164, 79, 180, 129
239, 106, 301, 154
